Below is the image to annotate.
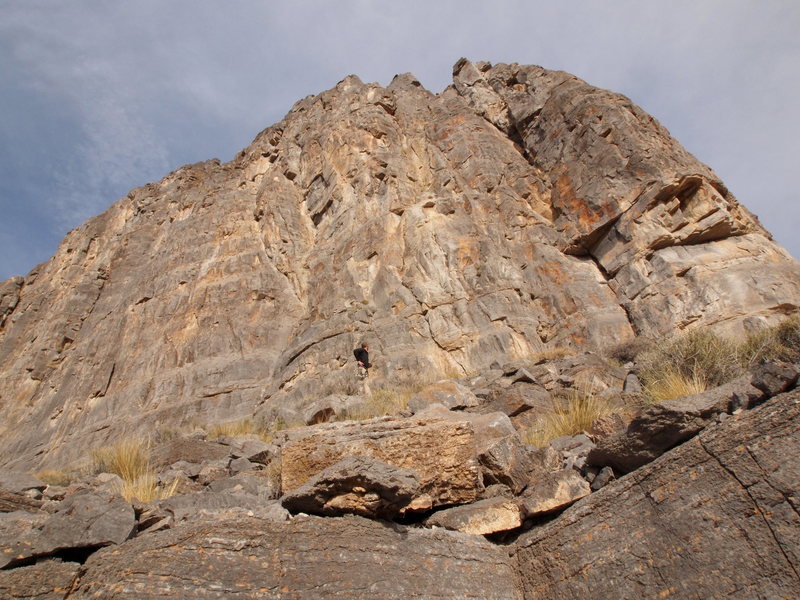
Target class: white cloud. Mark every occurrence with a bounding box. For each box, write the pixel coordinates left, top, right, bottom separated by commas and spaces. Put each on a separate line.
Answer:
0, 0, 798, 277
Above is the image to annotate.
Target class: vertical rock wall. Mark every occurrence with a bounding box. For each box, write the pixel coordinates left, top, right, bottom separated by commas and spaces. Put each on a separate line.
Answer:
0, 60, 798, 470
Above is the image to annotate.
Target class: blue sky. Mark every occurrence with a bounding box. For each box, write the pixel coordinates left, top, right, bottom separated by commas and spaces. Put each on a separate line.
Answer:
1, 1, 798, 280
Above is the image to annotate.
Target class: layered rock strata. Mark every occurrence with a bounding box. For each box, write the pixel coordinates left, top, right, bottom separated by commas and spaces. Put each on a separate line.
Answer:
0, 59, 798, 470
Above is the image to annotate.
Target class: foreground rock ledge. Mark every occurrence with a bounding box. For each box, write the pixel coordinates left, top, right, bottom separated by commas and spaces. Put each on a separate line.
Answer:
514, 389, 800, 599
70, 514, 522, 600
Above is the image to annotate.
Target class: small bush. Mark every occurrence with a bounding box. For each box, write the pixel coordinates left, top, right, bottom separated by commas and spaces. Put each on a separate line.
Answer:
774, 316, 800, 356
638, 329, 741, 398
739, 316, 800, 366
605, 337, 654, 364
522, 387, 617, 447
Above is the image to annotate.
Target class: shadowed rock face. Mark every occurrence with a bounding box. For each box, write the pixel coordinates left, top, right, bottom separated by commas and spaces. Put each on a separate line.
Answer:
1, 59, 798, 470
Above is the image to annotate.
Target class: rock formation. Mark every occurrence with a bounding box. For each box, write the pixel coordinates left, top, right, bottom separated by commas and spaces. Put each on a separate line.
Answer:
0, 57, 799, 598
1, 59, 798, 471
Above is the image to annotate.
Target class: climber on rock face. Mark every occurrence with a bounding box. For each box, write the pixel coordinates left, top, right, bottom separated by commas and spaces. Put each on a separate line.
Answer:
354, 342, 372, 379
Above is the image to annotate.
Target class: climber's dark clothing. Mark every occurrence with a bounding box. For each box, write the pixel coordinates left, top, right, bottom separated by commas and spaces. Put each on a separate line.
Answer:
354, 347, 371, 368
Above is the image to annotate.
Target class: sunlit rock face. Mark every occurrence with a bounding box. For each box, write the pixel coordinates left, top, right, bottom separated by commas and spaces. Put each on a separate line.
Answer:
1, 59, 798, 470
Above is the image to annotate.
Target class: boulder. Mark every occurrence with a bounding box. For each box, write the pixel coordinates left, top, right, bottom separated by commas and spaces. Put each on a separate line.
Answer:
425, 497, 523, 535
206, 471, 276, 498
515, 388, 800, 599
588, 412, 626, 440
137, 491, 288, 536
150, 438, 232, 471
70, 515, 523, 599
0, 510, 49, 568
0, 490, 43, 513
195, 460, 230, 486
421, 406, 534, 494
407, 380, 481, 413
481, 383, 551, 417
281, 455, 421, 519
303, 394, 367, 424
280, 414, 484, 508
588, 362, 799, 473
519, 469, 591, 518
550, 433, 595, 472
222, 437, 274, 462
0, 491, 134, 568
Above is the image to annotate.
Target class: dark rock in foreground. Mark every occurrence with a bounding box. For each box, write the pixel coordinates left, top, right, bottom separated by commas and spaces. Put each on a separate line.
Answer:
515, 389, 800, 599
71, 515, 523, 599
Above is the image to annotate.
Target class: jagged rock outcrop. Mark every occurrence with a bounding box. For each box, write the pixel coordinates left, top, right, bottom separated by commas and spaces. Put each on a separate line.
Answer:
1, 58, 798, 477
588, 361, 799, 472
515, 388, 800, 599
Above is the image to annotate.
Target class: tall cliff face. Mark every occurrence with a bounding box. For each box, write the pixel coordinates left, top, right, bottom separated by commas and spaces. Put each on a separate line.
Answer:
1, 59, 798, 470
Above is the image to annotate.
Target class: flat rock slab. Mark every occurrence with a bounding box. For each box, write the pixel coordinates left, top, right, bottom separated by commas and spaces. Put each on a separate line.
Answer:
71, 514, 523, 599
426, 497, 523, 535
0, 560, 80, 599
0, 492, 134, 568
280, 416, 483, 508
515, 389, 800, 599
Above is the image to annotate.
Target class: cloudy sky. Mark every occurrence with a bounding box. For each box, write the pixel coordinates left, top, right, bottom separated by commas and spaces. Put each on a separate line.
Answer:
1, 1, 798, 280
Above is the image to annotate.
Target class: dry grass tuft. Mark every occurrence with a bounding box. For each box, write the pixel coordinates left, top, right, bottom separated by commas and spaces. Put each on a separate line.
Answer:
91, 438, 151, 483
207, 416, 306, 443
641, 368, 708, 405
35, 468, 77, 487
118, 473, 180, 503
522, 387, 617, 448
90, 437, 178, 503
341, 387, 414, 421
208, 419, 263, 440
530, 346, 576, 363
638, 317, 800, 404
638, 329, 741, 404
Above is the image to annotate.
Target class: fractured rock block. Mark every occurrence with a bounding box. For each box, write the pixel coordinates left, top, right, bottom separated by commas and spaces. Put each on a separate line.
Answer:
519, 469, 590, 518
280, 415, 483, 508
